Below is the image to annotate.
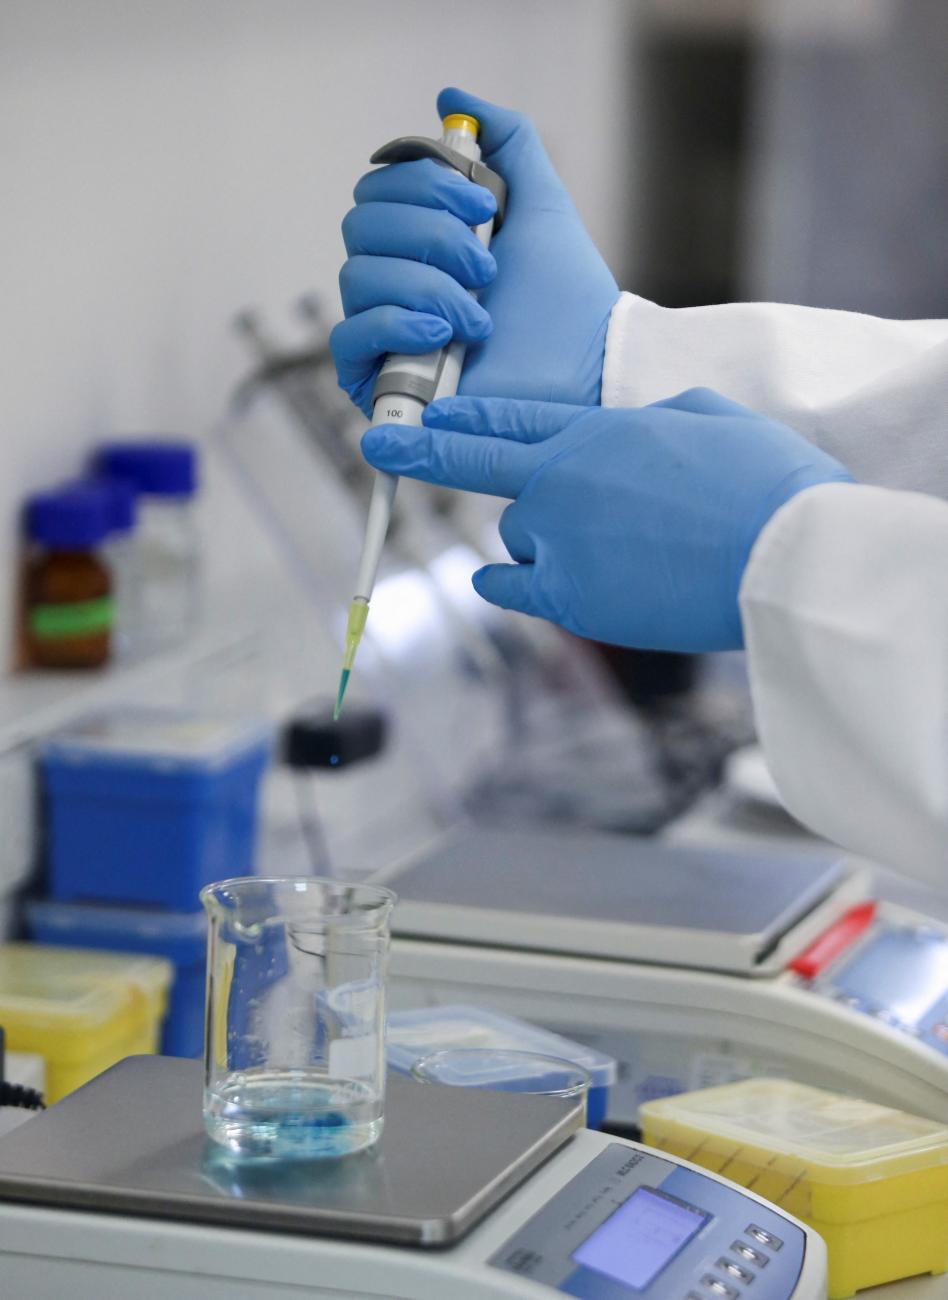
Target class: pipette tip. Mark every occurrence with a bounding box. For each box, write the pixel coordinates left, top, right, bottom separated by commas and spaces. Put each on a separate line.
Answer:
333, 669, 350, 721
333, 599, 369, 720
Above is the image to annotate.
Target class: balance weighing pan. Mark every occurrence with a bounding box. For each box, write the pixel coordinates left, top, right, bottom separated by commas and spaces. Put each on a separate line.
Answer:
0, 1056, 583, 1247
379, 826, 859, 976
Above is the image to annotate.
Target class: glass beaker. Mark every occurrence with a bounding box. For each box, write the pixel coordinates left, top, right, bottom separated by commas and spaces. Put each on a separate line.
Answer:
201, 876, 395, 1159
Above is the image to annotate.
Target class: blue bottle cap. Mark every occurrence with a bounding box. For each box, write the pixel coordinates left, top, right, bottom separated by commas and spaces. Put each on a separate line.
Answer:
92, 475, 138, 535
96, 441, 198, 498
27, 483, 113, 548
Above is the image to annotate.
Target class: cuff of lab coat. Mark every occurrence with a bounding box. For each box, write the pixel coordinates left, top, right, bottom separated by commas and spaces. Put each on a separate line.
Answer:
739, 481, 857, 621
738, 479, 948, 888
601, 292, 653, 408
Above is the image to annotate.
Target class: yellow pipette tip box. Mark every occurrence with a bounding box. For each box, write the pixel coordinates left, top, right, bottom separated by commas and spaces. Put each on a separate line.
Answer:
0, 944, 172, 1103
641, 1078, 948, 1298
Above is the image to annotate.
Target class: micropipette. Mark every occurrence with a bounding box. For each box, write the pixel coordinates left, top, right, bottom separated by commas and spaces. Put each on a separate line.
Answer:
334, 112, 507, 718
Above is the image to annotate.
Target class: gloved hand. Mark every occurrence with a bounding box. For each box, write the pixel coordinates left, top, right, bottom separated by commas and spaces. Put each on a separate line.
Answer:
361, 389, 854, 651
331, 88, 619, 416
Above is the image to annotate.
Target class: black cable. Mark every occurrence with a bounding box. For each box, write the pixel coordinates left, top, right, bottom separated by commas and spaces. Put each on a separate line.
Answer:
0, 1027, 46, 1110
0, 1081, 45, 1111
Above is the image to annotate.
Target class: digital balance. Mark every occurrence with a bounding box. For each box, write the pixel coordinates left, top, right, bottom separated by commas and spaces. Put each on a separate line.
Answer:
0, 1056, 826, 1300
376, 827, 948, 1126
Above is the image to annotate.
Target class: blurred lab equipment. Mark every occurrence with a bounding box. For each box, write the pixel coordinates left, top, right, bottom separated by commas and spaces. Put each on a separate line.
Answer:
386, 1003, 616, 1129
334, 112, 507, 718
234, 298, 364, 491
0, 1054, 828, 1300
411, 1048, 591, 1110
378, 825, 948, 1128
27, 899, 206, 1059
40, 709, 272, 908
279, 699, 388, 877
0, 944, 170, 1103
24, 483, 114, 669
96, 440, 201, 652
641, 1078, 948, 1298
201, 875, 395, 1159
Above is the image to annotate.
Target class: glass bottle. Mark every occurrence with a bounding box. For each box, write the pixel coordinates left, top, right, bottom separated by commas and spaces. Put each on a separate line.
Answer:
96, 476, 140, 661
96, 440, 200, 652
25, 484, 114, 669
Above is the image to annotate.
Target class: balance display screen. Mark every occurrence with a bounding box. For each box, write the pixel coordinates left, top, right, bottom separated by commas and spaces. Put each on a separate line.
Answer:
834, 930, 948, 1025
571, 1186, 709, 1290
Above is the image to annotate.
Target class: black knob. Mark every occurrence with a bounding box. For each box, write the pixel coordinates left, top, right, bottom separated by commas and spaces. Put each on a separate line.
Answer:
282, 702, 388, 770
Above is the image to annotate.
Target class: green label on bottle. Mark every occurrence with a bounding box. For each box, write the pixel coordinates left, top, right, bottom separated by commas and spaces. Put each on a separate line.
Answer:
29, 597, 114, 639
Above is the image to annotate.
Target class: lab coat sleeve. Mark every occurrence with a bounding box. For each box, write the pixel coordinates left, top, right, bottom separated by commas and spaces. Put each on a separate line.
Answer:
601, 292, 948, 497
601, 293, 948, 886
739, 483, 948, 889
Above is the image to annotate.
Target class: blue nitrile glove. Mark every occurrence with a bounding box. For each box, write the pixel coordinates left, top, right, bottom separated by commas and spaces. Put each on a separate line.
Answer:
360, 389, 854, 651
332, 88, 619, 416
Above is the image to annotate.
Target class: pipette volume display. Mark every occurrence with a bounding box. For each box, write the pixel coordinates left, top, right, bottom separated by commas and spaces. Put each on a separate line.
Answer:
333, 112, 495, 719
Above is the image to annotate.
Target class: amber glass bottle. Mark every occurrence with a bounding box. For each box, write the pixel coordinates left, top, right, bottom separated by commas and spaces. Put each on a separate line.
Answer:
26, 484, 114, 669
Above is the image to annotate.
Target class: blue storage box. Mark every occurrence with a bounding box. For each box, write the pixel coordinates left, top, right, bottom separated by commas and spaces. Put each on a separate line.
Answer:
26, 898, 206, 1058
386, 1004, 617, 1129
41, 710, 272, 909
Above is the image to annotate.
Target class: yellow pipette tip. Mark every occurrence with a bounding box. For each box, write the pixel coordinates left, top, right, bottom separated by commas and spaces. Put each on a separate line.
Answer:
334, 599, 370, 720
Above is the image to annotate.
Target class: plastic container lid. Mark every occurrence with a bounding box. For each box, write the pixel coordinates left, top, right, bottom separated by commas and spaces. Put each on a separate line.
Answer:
412, 1048, 590, 1100
640, 1079, 948, 1185
96, 441, 198, 498
26, 483, 113, 548
41, 708, 273, 773
386, 1004, 617, 1089
0, 943, 172, 1057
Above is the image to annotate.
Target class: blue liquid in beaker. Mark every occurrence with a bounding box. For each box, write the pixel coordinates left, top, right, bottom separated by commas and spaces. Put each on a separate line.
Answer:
204, 1068, 382, 1159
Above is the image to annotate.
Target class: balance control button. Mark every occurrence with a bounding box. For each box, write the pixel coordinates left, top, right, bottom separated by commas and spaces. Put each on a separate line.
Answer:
718, 1258, 754, 1284
731, 1242, 769, 1268
746, 1225, 783, 1250
832, 991, 861, 1008
701, 1275, 739, 1299
910, 926, 940, 941
872, 1008, 902, 1026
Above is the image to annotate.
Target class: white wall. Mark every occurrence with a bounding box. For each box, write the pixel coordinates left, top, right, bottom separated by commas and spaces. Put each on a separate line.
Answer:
0, 0, 637, 662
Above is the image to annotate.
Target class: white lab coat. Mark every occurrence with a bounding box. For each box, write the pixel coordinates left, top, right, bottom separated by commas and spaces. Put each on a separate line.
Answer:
602, 292, 948, 890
